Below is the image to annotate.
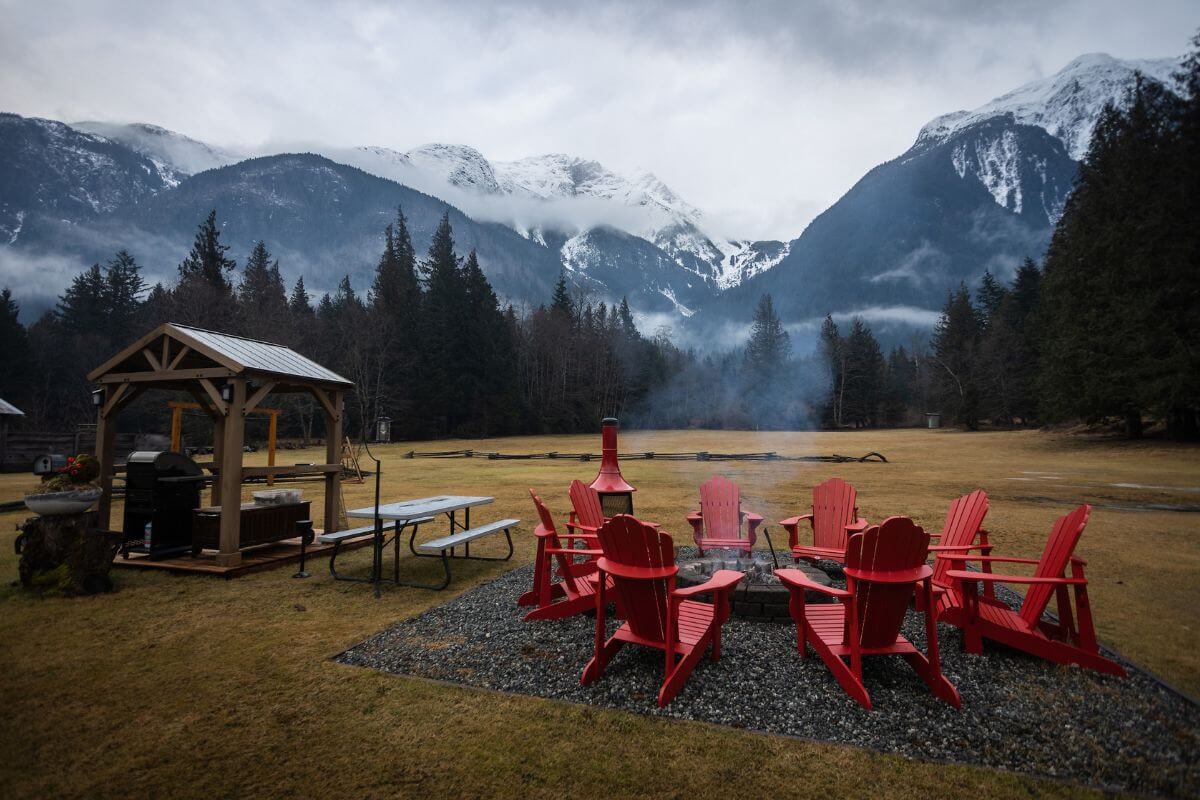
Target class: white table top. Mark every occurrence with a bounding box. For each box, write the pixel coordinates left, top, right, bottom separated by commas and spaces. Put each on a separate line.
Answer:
347, 495, 494, 521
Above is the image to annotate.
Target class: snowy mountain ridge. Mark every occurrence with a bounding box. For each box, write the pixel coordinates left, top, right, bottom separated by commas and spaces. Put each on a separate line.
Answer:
917, 52, 1180, 160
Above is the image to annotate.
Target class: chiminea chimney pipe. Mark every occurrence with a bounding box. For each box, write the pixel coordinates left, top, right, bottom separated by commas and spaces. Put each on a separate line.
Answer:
590, 417, 635, 494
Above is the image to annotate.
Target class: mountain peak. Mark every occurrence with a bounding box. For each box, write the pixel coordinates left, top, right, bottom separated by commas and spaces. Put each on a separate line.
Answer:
917, 52, 1181, 160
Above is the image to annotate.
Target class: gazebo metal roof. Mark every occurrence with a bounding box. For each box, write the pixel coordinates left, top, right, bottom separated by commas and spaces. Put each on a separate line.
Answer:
0, 398, 23, 416
87, 322, 352, 388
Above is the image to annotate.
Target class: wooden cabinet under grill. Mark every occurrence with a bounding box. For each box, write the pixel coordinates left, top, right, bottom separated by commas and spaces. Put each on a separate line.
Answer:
191, 502, 311, 556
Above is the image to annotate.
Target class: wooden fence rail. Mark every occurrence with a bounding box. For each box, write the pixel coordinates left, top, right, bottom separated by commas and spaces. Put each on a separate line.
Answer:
402, 449, 888, 464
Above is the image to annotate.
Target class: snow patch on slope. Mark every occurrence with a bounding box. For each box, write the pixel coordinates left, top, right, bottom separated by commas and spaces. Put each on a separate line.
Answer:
952, 130, 1024, 213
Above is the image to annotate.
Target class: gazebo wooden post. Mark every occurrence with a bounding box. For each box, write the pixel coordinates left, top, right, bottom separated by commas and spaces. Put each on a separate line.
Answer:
211, 413, 226, 507
323, 389, 342, 534
95, 386, 118, 530
216, 378, 246, 568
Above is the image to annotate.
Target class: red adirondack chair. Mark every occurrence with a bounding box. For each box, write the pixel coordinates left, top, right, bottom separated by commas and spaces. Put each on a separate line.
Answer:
567, 479, 606, 540
775, 517, 960, 710
917, 489, 994, 610
780, 477, 868, 565
581, 515, 743, 707
518, 490, 607, 622
686, 475, 764, 554
937, 504, 1126, 677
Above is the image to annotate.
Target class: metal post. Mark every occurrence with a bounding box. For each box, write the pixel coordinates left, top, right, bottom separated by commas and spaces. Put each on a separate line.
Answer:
293, 519, 312, 578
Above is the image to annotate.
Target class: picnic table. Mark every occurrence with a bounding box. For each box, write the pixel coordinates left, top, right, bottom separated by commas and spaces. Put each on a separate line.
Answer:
319, 495, 517, 594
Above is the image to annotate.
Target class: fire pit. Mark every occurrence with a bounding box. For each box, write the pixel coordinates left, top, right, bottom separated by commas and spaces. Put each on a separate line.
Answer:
676, 548, 832, 623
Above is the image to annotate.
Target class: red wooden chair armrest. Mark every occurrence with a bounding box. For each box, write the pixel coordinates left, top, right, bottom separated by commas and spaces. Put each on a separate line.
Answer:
685, 511, 703, 534
743, 511, 764, 524
780, 514, 812, 549
546, 547, 603, 557
566, 521, 600, 534
945, 570, 1087, 585
928, 543, 992, 552
846, 518, 869, 533
935, 553, 1038, 564
672, 569, 743, 598
775, 569, 852, 598
1071, 555, 1088, 566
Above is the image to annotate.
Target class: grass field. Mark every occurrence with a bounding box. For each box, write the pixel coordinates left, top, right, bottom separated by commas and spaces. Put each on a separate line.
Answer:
1, 428, 1197, 799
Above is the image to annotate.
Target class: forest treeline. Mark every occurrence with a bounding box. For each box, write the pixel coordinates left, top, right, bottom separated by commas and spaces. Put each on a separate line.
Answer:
0, 40, 1195, 441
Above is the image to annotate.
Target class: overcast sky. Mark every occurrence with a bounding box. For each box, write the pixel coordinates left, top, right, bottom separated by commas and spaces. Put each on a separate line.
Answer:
1, 0, 1195, 240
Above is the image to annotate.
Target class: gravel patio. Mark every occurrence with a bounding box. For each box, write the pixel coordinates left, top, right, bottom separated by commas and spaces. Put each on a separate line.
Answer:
338, 554, 1200, 798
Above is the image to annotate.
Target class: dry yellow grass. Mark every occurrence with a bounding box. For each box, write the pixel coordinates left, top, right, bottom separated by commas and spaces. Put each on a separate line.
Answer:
0, 428, 1196, 799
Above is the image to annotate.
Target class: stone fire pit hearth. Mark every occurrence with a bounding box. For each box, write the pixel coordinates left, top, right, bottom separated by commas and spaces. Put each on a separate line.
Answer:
675, 549, 832, 622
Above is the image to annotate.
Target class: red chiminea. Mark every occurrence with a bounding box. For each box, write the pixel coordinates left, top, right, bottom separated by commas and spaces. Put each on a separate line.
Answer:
590, 417, 635, 517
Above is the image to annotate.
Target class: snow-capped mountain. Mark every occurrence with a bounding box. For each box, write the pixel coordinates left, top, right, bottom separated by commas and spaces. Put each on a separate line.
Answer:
694, 51, 1182, 341
340, 144, 786, 292
917, 53, 1179, 161
70, 121, 240, 186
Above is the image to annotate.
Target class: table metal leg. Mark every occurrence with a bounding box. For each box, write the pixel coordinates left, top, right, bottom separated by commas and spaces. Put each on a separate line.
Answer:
464, 506, 471, 558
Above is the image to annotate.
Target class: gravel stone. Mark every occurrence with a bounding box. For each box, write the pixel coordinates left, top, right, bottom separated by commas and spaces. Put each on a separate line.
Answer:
338, 553, 1199, 798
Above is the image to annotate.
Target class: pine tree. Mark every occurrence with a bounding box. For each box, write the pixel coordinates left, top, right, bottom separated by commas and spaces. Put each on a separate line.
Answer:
744, 294, 791, 372
288, 277, 312, 316
178, 209, 236, 291
841, 318, 885, 427
976, 270, 1007, 326
0, 288, 32, 408
461, 250, 522, 434
418, 213, 468, 435
103, 250, 146, 342
931, 285, 982, 429
550, 272, 573, 320
56, 264, 108, 336
818, 315, 844, 428
238, 240, 287, 337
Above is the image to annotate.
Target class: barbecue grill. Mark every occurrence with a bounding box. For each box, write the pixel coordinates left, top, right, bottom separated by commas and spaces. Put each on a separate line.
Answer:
122, 451, 204, 559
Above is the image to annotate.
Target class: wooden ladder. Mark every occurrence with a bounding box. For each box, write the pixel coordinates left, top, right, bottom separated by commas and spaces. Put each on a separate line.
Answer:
341, 436, 364, 484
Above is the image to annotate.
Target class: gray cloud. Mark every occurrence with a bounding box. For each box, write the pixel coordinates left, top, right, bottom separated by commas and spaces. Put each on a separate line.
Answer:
0, 0, 1195, 241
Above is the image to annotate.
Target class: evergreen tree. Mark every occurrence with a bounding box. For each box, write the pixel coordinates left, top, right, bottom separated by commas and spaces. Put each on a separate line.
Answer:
288, 276, 312, 316
1038, 64, 1197, 437
178, 209, 236, 290
841, 318, 885, 427
976, 269, 1007, 326
744, 294, 791, 372
104, 250, 146, 342
461, 250, 522, 434
931, 284, 983, 429
56, 264, 108, 336
550, 272, 574, 320
0, 288, 32, 409
882, 346, 915, 426
818, 314, 844, 428
237, 240, 287, 337
418, 213, 468, 435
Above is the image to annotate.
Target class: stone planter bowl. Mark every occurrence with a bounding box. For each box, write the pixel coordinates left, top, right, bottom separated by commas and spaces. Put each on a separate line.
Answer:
23, 489, 102, 516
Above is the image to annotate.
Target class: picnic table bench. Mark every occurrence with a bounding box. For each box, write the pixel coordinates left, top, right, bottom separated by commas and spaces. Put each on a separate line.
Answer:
329, 496, 517, 593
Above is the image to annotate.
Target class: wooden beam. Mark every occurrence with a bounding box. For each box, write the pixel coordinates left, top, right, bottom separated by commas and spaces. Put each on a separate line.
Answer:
198, 379, 229, 417
310, 385, 337, 420
99, 367, 236, 384
166, 345, 191, 370
87, 323, 172, 381
161, 336, 170, 371
241, 464, 341, 477
324, 390, 343, 534
216, 378, 246, 568
170, 406, 183, 452
184, 390, 222, 420
94, 387, 119, 529
101, 384, 131, 419
266, 409, 278, 487
243, 382, 276, 415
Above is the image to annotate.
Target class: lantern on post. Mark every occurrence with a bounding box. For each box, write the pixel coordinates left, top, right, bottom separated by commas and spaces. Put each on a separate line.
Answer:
589, 417, 635, 517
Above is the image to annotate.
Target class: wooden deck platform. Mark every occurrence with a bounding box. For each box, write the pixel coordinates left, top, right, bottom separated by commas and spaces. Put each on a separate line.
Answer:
111, 532, 374, 578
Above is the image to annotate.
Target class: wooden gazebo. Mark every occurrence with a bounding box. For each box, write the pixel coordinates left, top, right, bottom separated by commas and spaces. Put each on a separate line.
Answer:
88, 323, 353, 569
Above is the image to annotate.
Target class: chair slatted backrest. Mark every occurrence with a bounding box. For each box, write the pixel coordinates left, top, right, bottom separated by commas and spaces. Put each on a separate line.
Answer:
845, 516, 930, 649
596, 515, 676, 645
1019, 504, 1091, 628
812, 478, 858, 552
529, 489, 585, 594
700, 475, 741, 539
569, 479, 606, 529
931, 490, 989, 585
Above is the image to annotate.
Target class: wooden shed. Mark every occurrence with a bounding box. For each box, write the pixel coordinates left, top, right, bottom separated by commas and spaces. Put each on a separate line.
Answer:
87, 323, 353, 570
